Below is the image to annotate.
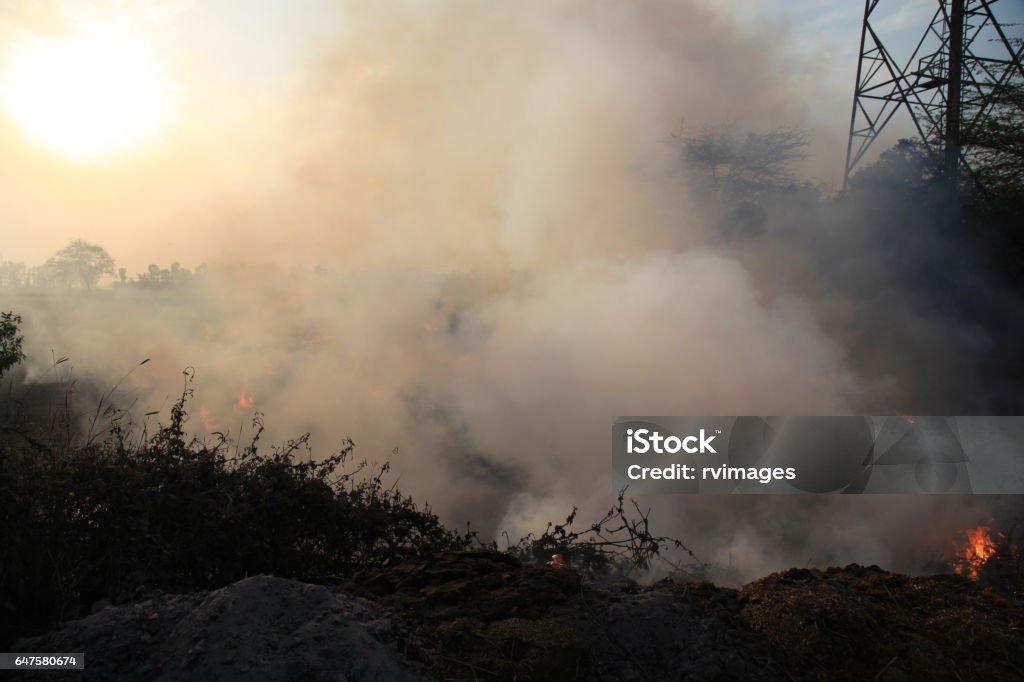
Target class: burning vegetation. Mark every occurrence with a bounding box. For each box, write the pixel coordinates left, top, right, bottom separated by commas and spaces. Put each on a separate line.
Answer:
2, 311, 1024, 679
234, 386, 254, 411
0, 1, 1022, 675
952, 522, 1003, 581
946, 518, 1024, 595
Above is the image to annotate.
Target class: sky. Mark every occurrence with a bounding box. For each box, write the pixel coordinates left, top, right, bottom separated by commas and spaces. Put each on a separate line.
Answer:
0, 0, 347, 269
3, 0, 1009, 271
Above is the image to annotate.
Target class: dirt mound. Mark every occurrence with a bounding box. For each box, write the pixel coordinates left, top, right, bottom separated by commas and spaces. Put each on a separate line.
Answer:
739, 564, 1024, 680
348, 550, 784, 681
13, 575, 426, 681
349, 553, 1024, 680
11, 555, 1024, 681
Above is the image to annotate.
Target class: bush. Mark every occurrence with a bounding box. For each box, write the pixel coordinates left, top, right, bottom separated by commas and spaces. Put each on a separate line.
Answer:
506, 490, 702, 581
0, 369, 475, 645
0, 311, 25, 378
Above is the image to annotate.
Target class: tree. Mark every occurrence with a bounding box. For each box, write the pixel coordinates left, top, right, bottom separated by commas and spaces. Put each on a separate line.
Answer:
962, 72, 1024, 289
0, 311, 25, 378
847, 138, 944, 195
0, 261, 27, 288
674, 127, 814, 238
961, 72, 1024, 201
41, 240, 115, 291
675, 128, 808, 199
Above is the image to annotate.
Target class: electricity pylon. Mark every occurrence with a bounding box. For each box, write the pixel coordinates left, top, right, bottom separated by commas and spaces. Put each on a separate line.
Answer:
843, 0, 1024, 190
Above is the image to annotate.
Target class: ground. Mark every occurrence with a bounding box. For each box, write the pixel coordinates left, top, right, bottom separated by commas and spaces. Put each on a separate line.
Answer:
13, 551, 1024, 681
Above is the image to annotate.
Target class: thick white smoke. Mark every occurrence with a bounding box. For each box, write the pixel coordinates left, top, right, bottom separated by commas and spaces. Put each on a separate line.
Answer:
5, 0, 1016, 582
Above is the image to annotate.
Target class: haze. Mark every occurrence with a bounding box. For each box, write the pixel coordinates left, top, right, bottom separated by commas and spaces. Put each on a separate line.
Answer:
3, 0, 1021, 582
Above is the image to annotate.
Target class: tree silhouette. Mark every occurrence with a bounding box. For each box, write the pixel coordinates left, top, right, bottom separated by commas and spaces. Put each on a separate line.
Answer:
676, 128, 808, 199
962, 71, 1024, 201
41, 240, 115, 291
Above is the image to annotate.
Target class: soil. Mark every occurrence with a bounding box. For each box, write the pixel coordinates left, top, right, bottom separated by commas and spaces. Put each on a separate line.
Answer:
13, 552, 1024, 681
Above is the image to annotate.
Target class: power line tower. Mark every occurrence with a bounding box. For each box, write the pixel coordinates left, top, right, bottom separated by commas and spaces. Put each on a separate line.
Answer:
843, 0, 1024, 190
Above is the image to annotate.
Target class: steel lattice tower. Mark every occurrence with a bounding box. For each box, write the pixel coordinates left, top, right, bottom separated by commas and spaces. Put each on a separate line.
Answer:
843, 0, 1024, 190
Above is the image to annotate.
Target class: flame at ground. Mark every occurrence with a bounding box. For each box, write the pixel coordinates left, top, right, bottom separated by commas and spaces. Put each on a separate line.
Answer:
954, 523, 1002, 580
235, 387, 254, 411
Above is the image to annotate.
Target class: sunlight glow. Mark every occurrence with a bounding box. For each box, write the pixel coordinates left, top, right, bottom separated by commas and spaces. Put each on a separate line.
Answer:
2, 29, 174, 161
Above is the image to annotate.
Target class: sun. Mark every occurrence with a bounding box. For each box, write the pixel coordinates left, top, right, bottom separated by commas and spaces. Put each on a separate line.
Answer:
1, 29, 173, 161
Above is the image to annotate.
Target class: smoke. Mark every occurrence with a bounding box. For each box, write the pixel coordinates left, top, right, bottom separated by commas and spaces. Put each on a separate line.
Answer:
4, 0, 1022, 582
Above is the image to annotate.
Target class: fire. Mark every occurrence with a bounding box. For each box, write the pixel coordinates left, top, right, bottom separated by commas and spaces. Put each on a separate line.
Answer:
954, 523, 1002, 580
235, 386, 254, 411
547, 553, 567, 569
199, 404, 219, 431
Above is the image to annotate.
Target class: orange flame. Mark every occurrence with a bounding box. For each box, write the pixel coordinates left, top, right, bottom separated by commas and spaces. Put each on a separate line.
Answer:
199, 404, 219, 431
954, 523, 1001, 580
235, 386, 254, 411
547, 553, 567, 569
